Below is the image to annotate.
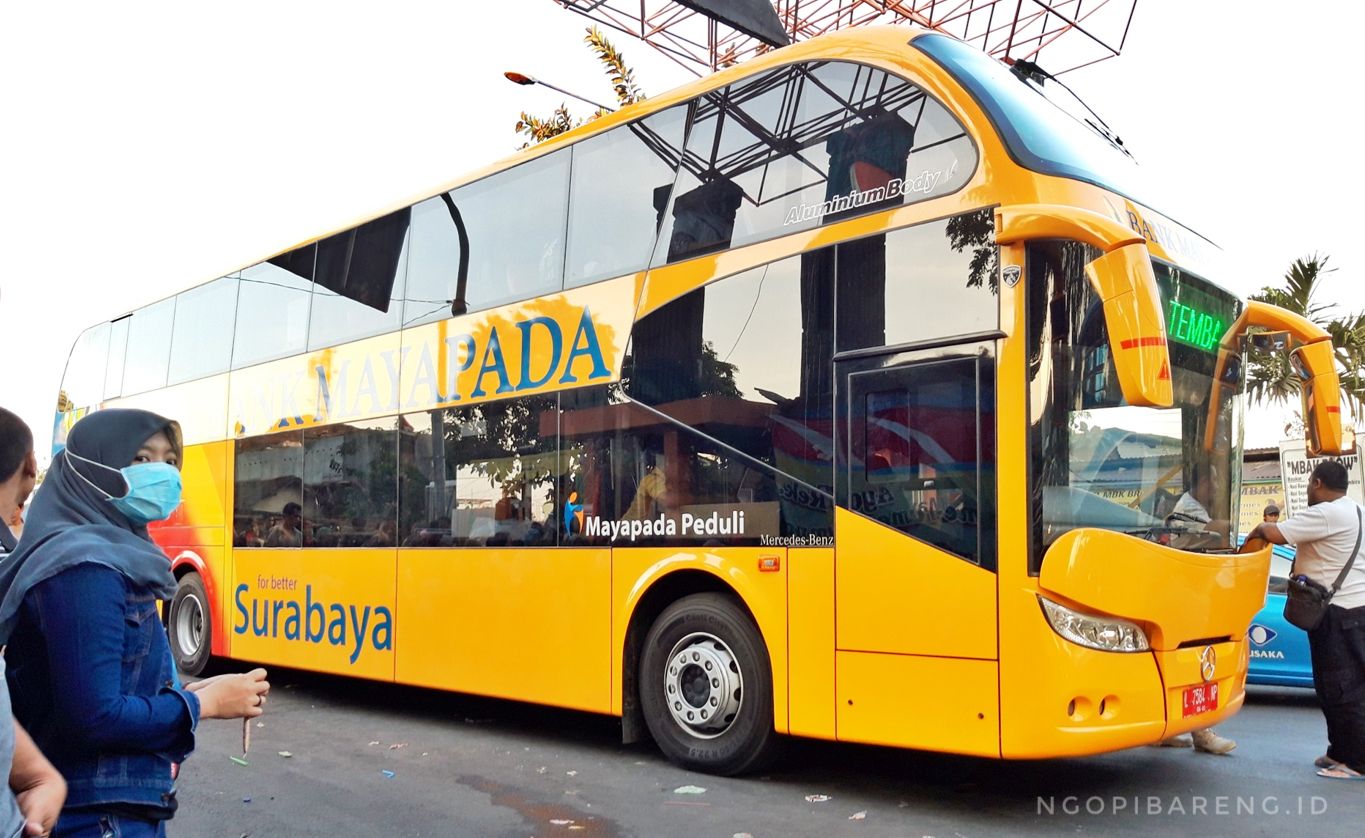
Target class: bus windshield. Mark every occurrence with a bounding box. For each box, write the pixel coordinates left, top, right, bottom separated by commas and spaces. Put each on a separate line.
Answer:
914, 32, 1149, 207
1027, 241, 1246, 571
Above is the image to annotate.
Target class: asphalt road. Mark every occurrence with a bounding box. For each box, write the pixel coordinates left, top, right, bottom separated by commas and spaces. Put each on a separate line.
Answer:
172, 673, 1362, 837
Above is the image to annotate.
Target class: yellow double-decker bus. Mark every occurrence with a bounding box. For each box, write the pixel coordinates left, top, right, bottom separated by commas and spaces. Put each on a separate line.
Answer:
54, 27, 1347, 775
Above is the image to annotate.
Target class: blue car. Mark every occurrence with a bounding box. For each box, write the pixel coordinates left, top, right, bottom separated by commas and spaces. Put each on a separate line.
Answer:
1246, 543, 1313, 687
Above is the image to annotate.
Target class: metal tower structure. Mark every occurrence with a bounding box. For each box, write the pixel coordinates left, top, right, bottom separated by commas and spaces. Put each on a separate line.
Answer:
554, 0, 1139, 76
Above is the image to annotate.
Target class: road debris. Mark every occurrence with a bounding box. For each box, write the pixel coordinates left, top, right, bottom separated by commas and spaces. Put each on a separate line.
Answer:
229, 756, 249, 767
674, 785, 707, 794
388, 743, 408, 750
566, 770, 578, 777
278, 751, 293, 758
805, 794, 832, 803
381, 769, 396, 778
849, 810, 867, 820
550, 819, 575, 826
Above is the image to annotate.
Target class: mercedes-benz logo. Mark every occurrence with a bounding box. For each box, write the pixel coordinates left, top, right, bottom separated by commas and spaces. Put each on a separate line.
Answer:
1199, 646, 1217, 683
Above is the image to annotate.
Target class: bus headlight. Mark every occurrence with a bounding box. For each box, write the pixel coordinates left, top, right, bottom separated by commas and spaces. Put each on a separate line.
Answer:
1038, 596, 1149, 652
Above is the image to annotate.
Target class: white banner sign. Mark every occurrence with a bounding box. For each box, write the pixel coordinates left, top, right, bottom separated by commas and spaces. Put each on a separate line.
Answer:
1277, 440, 1364, 518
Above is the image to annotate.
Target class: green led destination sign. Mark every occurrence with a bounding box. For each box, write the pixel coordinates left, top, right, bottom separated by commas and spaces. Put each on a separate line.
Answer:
1167, 300, 1225, 351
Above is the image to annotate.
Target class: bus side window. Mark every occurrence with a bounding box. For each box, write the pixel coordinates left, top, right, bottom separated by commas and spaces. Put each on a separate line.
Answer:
123, 297, 176, 396
835, 212, 999, 354
565, 104, 687, 288
302, 417, 399, 549
846, 356, 995, 567
404, 150, 570, 328
168, 275, 237, 385
61, 322, 111, 410
558, 385, 808, 547
399, 396, 559, 547
653, 60, 976, 266
309, 209, 410, 350
233, 245, 315, 369
104, 316, 129, 401
233, 430, 303, 549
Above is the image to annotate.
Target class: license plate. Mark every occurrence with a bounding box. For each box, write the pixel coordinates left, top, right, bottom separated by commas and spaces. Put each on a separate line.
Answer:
1182, 683, 1219, 717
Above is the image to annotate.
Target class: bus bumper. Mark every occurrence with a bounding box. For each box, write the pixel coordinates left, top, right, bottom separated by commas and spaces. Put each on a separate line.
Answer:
1001, 529, 1266, 758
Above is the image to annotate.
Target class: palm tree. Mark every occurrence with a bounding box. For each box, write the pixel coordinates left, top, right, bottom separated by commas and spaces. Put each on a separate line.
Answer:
1245, 255, 1365, 426
514, 26, 645, 148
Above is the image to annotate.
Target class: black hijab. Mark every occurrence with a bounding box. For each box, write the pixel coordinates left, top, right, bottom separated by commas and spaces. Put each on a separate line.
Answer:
0, 409, 182, 644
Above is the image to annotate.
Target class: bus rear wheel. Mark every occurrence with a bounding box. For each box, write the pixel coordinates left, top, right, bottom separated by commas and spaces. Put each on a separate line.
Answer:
639, 593, 779, 775
168, 572, 212, 676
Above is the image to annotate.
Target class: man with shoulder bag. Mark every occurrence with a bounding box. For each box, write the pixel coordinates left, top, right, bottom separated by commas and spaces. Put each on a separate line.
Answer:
1247, 460, 1365, 780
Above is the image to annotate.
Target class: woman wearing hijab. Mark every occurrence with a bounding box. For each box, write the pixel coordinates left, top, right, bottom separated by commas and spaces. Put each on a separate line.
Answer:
0, 409, 270, 837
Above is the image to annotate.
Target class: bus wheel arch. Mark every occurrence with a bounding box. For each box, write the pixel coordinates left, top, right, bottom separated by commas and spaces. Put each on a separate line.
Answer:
168, 568, 214, 676
624, 571, 779, 775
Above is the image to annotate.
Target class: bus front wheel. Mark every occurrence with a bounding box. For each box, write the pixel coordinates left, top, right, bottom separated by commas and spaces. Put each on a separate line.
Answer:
639, 593, 779, 775
168, 572, 212, 676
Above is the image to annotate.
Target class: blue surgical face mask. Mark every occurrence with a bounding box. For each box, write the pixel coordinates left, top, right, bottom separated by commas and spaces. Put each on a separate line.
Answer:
64, 448, 183, 525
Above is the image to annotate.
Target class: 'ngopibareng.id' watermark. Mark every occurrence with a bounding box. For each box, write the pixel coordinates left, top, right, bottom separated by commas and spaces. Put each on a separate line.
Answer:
1038, 795, 1328, 817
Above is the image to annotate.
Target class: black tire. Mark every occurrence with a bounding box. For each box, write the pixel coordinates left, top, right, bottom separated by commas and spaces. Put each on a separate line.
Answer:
639, 593, 779, 775
168, 572, 213, 676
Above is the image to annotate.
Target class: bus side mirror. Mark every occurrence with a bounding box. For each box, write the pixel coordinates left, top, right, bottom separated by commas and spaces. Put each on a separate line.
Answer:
1293, 341, 1346, 456
994, 203, 1173, 409
1217, 302, 1348, 457
1084, 244, 1174, 408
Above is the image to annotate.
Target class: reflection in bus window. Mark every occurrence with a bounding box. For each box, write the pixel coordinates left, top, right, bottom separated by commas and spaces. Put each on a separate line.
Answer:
400, 396, 558, 547
559, 386, 821, 546
403, 151, 570, 328
864, 390, 913, 481
565, 105, 687, 288
304, 417, 399, 548
837, 211, 998, 352
233, 430, 303, 549
655, 61, 976, 265
627, 249, 836, 537
847, 357, 994, 566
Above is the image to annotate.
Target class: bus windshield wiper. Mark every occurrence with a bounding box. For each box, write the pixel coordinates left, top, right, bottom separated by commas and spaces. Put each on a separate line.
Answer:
1010, 58, 1134, 159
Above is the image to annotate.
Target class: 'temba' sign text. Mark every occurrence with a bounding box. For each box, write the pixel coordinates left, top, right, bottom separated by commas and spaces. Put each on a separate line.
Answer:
231, 279, 631, 435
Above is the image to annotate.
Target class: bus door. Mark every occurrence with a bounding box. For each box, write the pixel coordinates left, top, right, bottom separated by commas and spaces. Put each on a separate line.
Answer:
832, 345, 1001, 754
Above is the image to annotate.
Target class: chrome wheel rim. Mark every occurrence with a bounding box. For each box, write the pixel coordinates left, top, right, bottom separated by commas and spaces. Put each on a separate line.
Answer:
663, 631, 743, 739
174, 592, 204, 659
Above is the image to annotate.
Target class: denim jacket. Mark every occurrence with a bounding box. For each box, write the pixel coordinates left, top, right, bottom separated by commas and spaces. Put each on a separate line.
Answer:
5, 563, 200, 812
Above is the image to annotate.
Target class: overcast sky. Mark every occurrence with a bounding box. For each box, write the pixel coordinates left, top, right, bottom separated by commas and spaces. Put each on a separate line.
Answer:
2, 0, 1361, 463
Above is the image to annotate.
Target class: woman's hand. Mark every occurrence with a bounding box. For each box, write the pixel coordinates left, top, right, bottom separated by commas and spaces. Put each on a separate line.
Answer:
184, 673, 231, 693
193, 668, 270, 720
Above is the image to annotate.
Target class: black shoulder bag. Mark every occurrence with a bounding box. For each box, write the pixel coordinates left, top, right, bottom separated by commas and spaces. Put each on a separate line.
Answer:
1284, 506, 1364, 632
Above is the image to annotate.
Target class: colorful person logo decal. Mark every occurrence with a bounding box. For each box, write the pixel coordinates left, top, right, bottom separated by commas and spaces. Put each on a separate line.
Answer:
563, 491, 584, 535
